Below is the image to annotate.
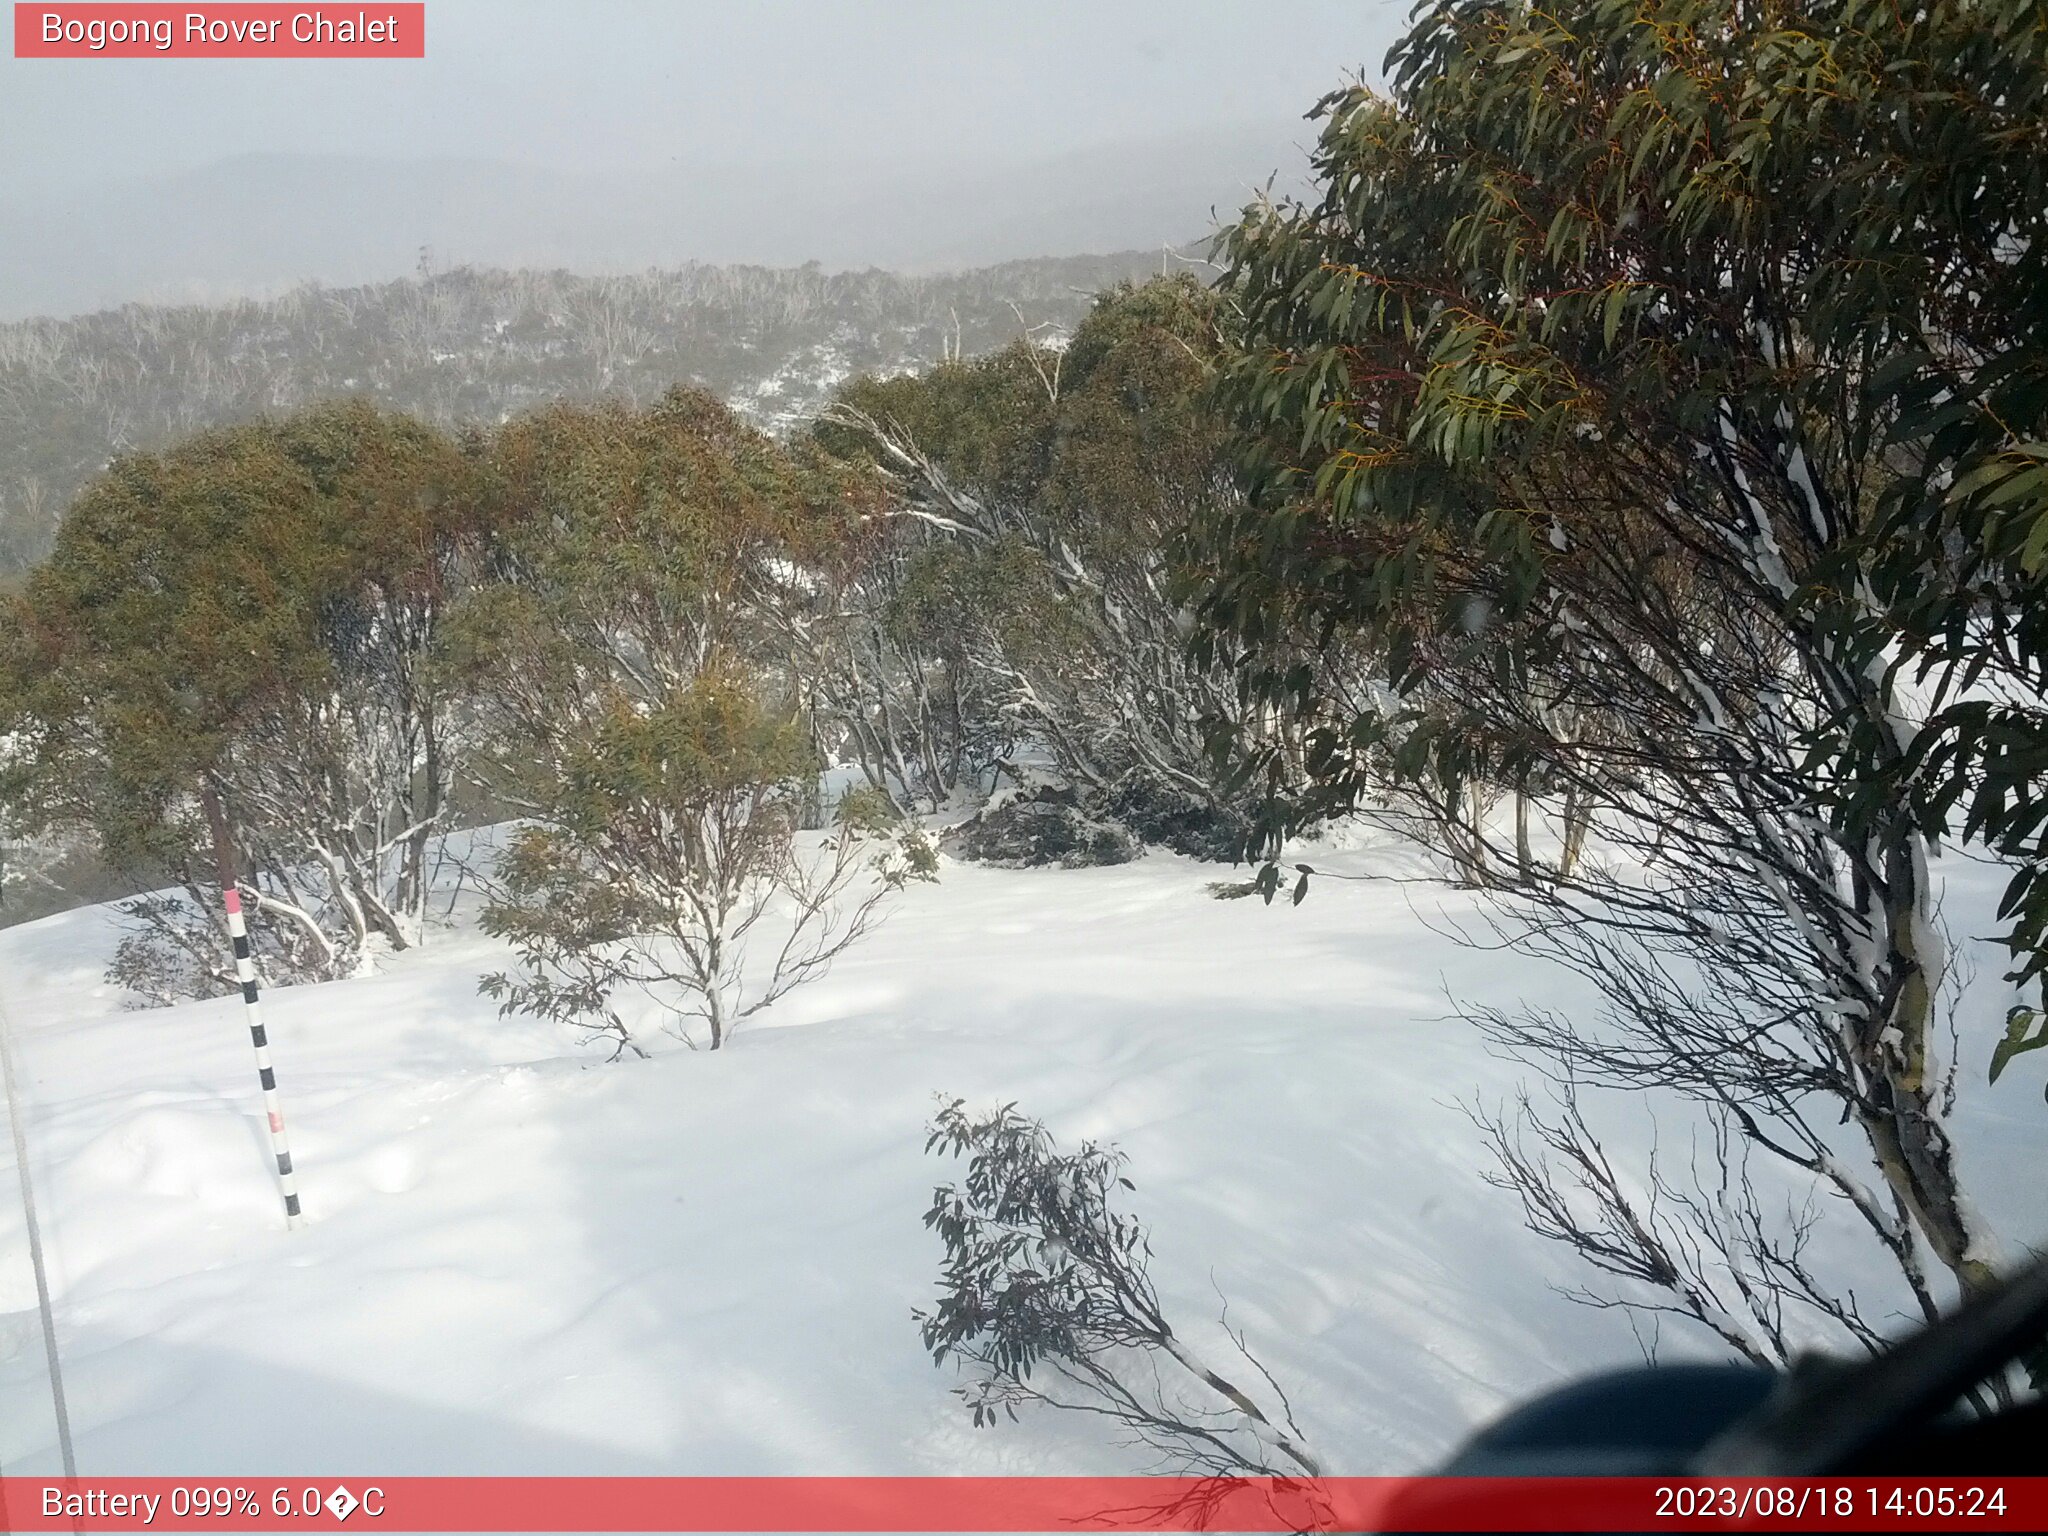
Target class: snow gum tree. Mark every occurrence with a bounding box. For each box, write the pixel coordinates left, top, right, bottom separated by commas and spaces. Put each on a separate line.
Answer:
479, 668, 930, 1053
5, 401, 481, 998
0, 635, 38, 916
452, 389, 878, 771
1194, 0, 2044, 1359
815, 279, 1267, 832
459, 389, 930, 1053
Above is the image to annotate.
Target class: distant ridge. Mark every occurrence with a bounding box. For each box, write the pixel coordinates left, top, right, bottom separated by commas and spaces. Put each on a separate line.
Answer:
0, 248, 1203, 571
0, 125, 1306, 322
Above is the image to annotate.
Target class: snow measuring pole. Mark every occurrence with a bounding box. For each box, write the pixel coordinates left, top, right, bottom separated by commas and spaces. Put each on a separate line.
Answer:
201, 786, 304, 1229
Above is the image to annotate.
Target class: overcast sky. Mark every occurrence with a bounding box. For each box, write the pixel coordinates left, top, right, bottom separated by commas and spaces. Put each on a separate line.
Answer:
0, 2, 1405, 315
3, 1, 1398, 185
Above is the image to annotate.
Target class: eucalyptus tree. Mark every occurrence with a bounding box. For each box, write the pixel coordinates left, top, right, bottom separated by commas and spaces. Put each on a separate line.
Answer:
819, 278, 1265, 830
1195, 0, 2045, 1356
458, 389, 930, 1054
8, 401, 480, 998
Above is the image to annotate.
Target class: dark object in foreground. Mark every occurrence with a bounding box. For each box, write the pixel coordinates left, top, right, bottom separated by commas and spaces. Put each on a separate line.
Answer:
1432, 1256, 2048, 1481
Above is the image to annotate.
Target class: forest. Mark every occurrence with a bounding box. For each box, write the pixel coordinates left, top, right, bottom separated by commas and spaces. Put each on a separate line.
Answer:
0, 248, 1175, 573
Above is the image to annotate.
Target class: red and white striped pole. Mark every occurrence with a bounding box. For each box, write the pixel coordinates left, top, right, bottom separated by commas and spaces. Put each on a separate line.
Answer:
201, 786, 303, 1230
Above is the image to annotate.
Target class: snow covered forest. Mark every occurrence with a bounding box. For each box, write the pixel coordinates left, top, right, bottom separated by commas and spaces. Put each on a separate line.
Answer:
0, 249, 1174, 574
5, 0, 2048, 1486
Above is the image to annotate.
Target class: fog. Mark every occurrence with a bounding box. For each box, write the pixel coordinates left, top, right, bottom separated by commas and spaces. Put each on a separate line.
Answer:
0, 0, 1401, 320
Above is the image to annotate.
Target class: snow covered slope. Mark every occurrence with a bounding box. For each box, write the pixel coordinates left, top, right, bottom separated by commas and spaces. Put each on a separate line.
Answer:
2, 831, 2043, 1477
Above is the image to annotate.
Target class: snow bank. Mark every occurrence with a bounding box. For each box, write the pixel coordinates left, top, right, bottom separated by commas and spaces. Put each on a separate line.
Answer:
1, 829, 2042, 1477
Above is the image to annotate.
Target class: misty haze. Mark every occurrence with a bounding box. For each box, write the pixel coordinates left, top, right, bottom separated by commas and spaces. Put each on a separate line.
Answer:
0, 1, 1383, 319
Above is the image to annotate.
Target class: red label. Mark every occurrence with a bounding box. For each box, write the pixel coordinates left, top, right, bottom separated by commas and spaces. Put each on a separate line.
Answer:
13, 4, 424, 57
0, 1477, 2044, 1532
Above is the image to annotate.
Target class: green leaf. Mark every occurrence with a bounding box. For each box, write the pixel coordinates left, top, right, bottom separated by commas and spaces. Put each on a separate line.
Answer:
1989, 1007, 2048, 1086
1601, 283, 1627, 349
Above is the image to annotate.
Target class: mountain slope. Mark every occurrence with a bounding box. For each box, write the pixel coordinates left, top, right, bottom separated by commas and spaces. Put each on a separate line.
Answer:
0, 250, 1186, 571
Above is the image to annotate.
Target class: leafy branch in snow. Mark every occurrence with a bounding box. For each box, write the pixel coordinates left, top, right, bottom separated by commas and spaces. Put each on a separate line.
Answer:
916, 1098, 1321, 1478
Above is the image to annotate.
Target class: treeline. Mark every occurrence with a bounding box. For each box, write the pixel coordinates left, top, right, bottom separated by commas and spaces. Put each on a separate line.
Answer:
0, 249, 1178, 574
0, 277, 1255, 1019
3, 0, 2046, 1389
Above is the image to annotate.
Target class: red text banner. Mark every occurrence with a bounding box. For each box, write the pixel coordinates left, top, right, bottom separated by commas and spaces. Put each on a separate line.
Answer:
14, 4, 424, 57
1, 1476, 2044, 1532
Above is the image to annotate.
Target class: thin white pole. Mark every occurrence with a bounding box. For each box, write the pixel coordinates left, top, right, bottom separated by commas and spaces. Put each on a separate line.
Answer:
0, 988, 77, 1479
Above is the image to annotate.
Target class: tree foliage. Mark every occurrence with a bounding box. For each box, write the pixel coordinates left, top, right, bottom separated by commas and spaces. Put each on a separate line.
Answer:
817, 278, 1266, 837
1204, 0, 2048, 973
459, 391, 928, 1050
6, 399, 481, 993
452, 387, 870, 724
479, 670, 931, 1053
1195, 0, 2044, 1348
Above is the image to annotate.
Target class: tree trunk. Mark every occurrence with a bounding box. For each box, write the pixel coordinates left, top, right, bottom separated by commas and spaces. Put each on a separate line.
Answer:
1558, 782, 1590, 880
1514, 777, 1534, 886
705, 936, 726, 1050
1462, 779, 1491, 888
1855, 827, 1998, 1300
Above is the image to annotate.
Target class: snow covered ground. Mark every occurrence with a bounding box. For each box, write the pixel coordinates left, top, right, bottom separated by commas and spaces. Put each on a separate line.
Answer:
2, 827, 2044, 1478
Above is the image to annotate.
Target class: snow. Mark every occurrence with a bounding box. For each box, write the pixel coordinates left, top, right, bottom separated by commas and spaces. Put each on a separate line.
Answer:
2, 827, 2044, 1479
